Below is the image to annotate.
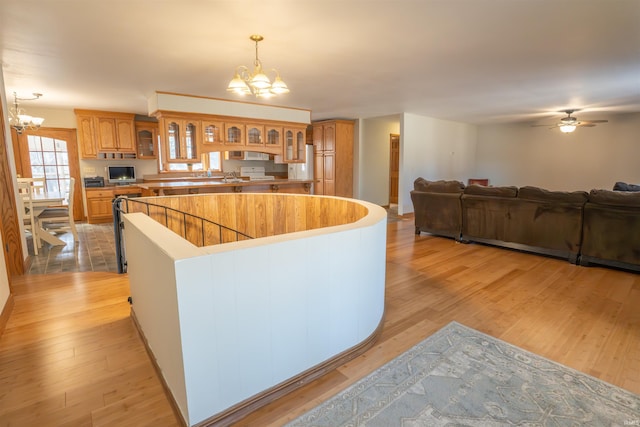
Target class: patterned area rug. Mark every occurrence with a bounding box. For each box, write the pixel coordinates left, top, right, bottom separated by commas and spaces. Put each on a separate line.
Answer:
285, 322, 640, 426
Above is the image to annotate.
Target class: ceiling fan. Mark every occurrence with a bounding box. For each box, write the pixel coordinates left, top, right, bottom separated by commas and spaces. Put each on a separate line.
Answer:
532, 109, 608, 133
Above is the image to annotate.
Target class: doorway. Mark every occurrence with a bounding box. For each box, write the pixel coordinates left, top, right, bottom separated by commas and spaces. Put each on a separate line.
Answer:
12, 128, 83, 221
389, 134, 400, 205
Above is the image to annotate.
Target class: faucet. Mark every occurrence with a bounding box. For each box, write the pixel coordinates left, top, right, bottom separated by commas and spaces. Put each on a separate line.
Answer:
223, 171, 237, 183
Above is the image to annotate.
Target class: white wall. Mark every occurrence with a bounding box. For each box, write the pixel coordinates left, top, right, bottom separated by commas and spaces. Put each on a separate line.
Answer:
357, 115, 401, 206
400, 113, 478, 214
476, 112, 640, 191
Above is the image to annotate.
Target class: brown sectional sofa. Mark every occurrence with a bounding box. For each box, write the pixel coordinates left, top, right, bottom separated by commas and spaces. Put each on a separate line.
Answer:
410, 178, 465, 240
580, 189, 640, 271
410, 178, 640, 271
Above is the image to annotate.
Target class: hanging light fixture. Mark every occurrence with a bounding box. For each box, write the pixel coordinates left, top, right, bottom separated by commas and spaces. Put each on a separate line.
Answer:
227, 35, 289, 98
9, 92, 45, 134
559, 124, 577, 133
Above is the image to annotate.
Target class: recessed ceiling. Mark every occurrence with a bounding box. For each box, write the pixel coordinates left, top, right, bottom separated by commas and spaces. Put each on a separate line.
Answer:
2, 0, 639, 124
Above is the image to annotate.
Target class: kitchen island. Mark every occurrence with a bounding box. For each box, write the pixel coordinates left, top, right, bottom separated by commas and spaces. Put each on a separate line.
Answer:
137, 179, 313, 196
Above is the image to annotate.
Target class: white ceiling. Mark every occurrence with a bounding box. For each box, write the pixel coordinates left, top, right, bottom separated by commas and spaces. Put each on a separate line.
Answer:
1, 0, 639, 124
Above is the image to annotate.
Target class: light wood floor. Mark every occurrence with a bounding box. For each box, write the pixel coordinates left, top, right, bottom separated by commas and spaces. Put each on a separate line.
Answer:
1, 217, 638, 426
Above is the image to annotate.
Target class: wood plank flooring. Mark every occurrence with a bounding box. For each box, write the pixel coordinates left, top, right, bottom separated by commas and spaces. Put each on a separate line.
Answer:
1, 216, 638, 426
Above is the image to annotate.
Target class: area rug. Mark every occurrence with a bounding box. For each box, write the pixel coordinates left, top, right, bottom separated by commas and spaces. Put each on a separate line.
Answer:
285, 321, 640, 426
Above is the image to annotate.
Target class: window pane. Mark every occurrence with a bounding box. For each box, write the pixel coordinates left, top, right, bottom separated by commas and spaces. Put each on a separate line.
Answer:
32, 166, 45, 177
30, 151, 43, 165
58, 165, 70, 178
56, 152, 69, 165
28, 135, 41, 151
169, 163, 189, 171
43, 151, 57, 165
41, 137, 55, 151
208, 153, 221, 171
44, 165, 57, 177
47, 179, 60, 193
54, 139, 67, 151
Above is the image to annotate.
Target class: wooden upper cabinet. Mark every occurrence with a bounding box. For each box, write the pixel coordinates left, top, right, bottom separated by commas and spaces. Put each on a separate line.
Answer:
115, 119, 136, 152
135, 121, 158, 159
225, 123, 245, 146
282, 126, 306, 163
161, 117, 200, 163
312, 124, 324, 151
201, 120, 224, 148
76, 113, 97, 159
74, 110, 136, 157
95, 117, 118, 151
265, 126, 282, 149
245, 124, 264, 148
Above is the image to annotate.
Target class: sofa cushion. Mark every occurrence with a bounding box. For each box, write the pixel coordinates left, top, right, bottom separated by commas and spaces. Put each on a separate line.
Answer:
518, 186, 588, 204
464, 185, 518, 198
588, 189, 640, 207
413, 178, 464, 193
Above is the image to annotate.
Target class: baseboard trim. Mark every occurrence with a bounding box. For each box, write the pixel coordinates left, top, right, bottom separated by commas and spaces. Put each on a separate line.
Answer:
130, 309, 188, 427
131, 308, 385, 427
0, 294, 15, 338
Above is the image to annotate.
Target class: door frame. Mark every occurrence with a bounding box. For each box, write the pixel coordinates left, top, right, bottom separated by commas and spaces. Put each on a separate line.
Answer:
12, 127, 84, 221
388, 133, 400, 205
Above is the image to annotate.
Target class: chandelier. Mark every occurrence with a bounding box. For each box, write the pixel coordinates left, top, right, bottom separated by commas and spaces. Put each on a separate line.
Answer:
9, 92, 45, 134
227, 35, 289, 98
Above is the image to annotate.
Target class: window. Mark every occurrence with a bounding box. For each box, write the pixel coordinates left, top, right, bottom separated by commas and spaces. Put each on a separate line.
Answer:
158, 151, 222, 173
27, 135, 71, 193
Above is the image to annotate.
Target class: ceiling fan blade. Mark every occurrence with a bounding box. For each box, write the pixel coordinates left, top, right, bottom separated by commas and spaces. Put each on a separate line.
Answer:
580, 119, 608, 124
577, 123, 596, 127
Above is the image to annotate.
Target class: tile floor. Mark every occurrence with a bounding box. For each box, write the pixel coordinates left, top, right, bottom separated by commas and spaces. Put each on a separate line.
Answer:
26, 222, 119, 274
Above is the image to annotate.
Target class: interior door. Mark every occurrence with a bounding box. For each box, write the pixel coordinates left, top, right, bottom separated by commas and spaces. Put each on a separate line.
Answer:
389, 134, 400, 204
12, 128, 84, 221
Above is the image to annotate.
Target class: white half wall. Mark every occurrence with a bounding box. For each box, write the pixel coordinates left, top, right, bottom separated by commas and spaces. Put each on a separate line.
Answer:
476, 112, 640, 191
123, 196, 387, 426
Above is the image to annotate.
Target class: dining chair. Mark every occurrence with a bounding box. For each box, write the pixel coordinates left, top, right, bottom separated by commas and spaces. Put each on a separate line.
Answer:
30, 177, 47, 195
38, 177, 79, 242
17, 177, 47, 195
17, 181, 41, 255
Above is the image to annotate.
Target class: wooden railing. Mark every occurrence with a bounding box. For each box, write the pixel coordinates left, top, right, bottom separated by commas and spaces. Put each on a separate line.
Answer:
113, 193, 369, 273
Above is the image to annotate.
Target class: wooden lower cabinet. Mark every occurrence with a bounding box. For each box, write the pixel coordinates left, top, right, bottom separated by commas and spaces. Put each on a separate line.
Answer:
85, 187, 142, 223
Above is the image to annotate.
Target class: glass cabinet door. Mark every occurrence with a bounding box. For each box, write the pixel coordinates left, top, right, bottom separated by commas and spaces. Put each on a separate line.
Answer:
283, 127, 306, 163
202, 121, 223, 146
285, 129, 294, 161
184, 121, 198, 160
295, 129, 305, 162
246, 124, 264, 147
265, 127, 281, 149
225, 123, 245, 146
167, 121, 181, 160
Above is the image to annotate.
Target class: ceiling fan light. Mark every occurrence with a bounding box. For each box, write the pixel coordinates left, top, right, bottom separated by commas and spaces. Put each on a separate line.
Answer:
560, 124, 576, 133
